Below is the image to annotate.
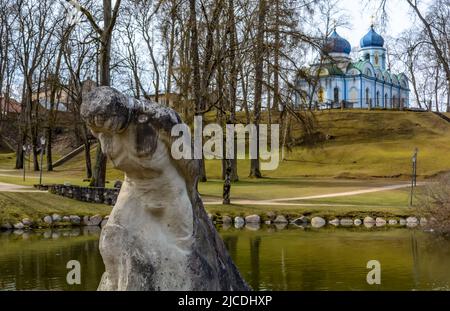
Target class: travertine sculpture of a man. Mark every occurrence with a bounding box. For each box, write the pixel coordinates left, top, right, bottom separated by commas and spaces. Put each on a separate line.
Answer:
81, 87, 249, 291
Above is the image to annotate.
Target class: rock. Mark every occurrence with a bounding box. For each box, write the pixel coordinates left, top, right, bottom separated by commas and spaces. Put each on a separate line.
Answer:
0, 223, 13, 230
82, 215, 90, 225
22, 218, 33, 226
62, 216, 70, 222
43, 215, 53, 224
388, 219, 398, 225
273, 215, 288, 224
407, 222, 418, 228
52, 214, 62, 222
234, 216, 245, 225
340, 219, 353, 226
329, 218, 339, 226
101, 219, 108, 228
406, 216, 418, 224
69, 215, 81, 225
364, 222, 375, 228
363, 216, 375, 224
376, 217, 386, 225
420, 217, 428, 225
13, 222, 24, 229
221, 216, 232, 224
266, 211, 276, 221
264, 220, 272, 225
311, 217, 326, 228
88, 215, 103, 226
290, 216, 308, 225
245, 215, 261, 224
399, 218, 407, 225
354, 219, 362, 226
114, 180, 123, 189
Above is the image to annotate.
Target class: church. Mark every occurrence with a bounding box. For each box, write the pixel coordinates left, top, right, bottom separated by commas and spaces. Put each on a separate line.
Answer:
296, 26, 410, 110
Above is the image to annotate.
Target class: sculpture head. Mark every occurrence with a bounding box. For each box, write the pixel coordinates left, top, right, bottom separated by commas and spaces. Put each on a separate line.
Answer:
81, 87, 197, 184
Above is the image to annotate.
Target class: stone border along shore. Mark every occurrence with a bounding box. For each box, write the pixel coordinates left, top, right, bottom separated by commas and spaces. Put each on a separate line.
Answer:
1, 213, 428, 231
37, 184, 121, 205
209, 214, 429, 229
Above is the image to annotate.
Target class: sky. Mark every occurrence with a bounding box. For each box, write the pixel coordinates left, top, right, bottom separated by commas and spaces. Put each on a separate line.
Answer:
334, 0, 422, 49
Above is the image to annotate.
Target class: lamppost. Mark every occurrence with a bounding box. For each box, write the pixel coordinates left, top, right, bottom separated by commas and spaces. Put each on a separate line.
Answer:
39, 136, 46, 185
410, 147, 418, 207
22, 144, 31, 182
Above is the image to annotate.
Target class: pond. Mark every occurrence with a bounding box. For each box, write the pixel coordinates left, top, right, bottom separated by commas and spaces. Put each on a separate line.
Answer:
1, 225, 450, 291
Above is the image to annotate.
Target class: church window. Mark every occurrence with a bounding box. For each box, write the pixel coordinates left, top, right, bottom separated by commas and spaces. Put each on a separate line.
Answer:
365, 88, 370, 106
334, 87, 339, 104
385, 93, 388, 108
376, 91, 380, 107
364, 54, 370, 61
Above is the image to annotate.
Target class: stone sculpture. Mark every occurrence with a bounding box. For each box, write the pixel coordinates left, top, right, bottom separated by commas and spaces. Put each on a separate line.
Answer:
81, 86, 249, 291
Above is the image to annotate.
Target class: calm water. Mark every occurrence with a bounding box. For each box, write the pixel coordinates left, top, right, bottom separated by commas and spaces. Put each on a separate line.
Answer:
1, 225, 450, 291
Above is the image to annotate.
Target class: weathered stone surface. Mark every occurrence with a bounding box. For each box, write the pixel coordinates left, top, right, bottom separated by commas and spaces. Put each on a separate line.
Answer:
406, 217, 418, 224
82, 216, 90, 225
273, 215, 288, 224
266, 211, 276, 221
62, 216, 70, 222
52, 214, 62, 222
290, 216, 308, 225
81, 87, 249, 291
13, 222, 24, 229
22, 218, 33, 226
311, 217, 326, 228
363, 216, 375, 224
0, 223, 12, 230
354, 219, 362, 226
43, 216, 53, 224
234, 216, 245, 225
420, 217, 428, 225
388, 219, 398, 225
340, 219, 353, 226
329, 218, 340, 226
245, 215, 261, 223
399, 218, 407, 225
101, 219, 108, 228
89, 215, 103, 226
69, 215, 81, 225
376, 218, 386, 225
221, 216, 232, 224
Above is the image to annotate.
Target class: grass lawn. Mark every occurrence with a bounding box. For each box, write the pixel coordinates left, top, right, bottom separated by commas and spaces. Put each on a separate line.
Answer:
0, 192, 112, 224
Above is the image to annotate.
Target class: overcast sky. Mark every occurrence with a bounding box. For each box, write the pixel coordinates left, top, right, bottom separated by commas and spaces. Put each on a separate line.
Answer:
334, 0, 428, 48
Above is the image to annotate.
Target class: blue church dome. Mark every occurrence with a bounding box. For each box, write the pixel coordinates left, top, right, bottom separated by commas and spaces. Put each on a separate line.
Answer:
360, 26, 384, 48
324, 30, 351, 55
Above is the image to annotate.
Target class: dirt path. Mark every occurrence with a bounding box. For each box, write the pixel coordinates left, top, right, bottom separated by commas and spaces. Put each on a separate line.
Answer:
0, 182, 43, 193
203, 183, 421, 206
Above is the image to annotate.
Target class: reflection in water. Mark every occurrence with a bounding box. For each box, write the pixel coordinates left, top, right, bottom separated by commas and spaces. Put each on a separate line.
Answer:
1, 226, 450, 291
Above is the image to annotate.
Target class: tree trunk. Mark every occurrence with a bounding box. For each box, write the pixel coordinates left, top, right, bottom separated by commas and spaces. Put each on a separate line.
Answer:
250, 0, 266, 178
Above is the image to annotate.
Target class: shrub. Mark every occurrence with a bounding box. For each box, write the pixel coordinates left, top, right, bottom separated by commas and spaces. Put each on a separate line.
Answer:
417, 174, 450, 236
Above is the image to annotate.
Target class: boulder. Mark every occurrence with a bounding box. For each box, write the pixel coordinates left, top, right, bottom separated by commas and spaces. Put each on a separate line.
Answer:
52, 214, 62, 222
363, 216, 375, 224
399, 218, 407, 225
311, 217, 326, 228
354, 219, 362, 226
290, 216, 308, 225
43, 215, 53, 224
62, 216, 70, 222
69, 215, 81, 225
273, 215, 288, 224
245, 215, 261, 224
88, 215, 103, 226
376, 218, 386, 225
22, 218, 33, 226
388, 219, 398, 225
420, 218, 428, 225
13, 222, 24, 229
0, 223, 12, 230
101, 219, 108, 228
221, 216, 232, 224
340, 219, 353, 226
329, 218, 340, 226
406, 217, 418, 224
234, 216, 245, 225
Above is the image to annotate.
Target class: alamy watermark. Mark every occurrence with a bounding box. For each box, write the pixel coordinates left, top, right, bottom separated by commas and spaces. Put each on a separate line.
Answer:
170, 116, 281, 171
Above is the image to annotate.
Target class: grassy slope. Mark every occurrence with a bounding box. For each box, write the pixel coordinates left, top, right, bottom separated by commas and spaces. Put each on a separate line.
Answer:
0, 110, 447, 221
